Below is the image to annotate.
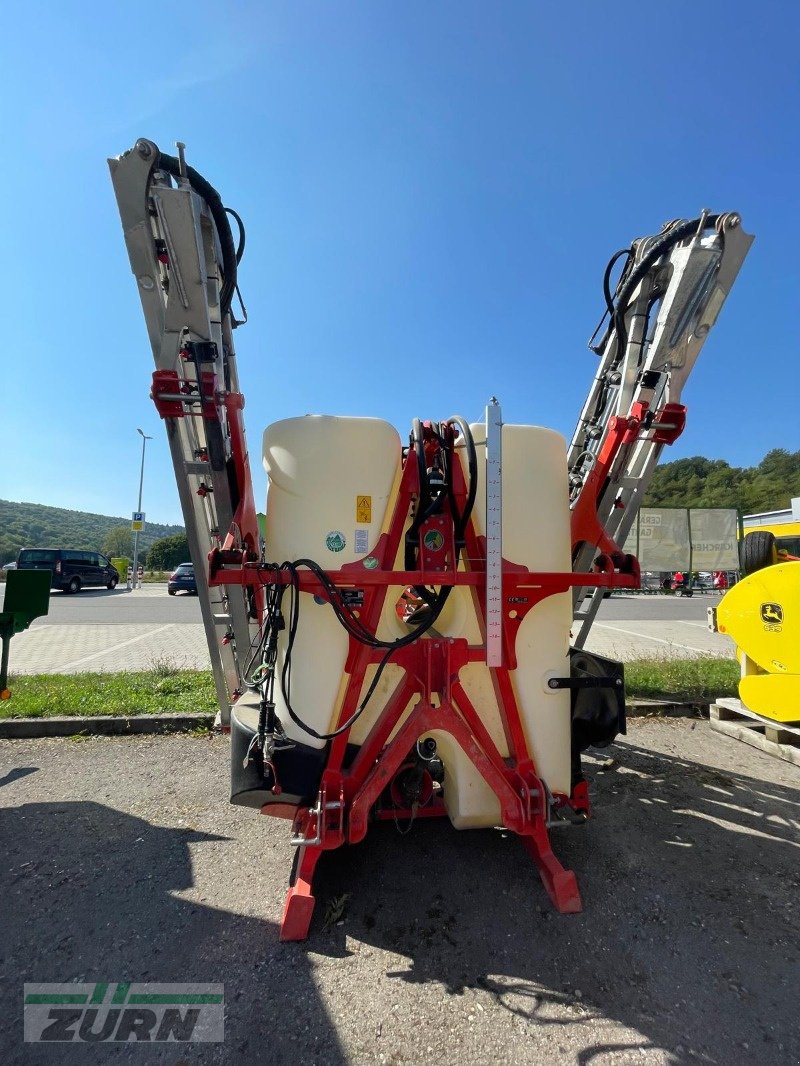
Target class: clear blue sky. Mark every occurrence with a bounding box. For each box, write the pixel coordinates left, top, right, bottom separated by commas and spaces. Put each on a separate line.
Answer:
3, 1, 798, 526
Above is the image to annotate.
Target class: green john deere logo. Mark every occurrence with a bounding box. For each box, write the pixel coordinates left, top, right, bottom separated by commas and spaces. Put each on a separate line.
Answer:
325, 531, 346, 553
423, 530, 445, 552
761, 602, 783, 625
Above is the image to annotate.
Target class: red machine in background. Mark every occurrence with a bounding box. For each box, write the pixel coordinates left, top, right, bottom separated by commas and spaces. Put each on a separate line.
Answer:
109, 139, 752, 939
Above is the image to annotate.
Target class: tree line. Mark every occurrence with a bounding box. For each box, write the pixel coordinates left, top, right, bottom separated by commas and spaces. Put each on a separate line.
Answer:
100, 527, 190, 571
643, 449, 800, 513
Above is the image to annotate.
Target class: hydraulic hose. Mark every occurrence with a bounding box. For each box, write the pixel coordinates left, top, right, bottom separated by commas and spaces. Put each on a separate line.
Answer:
446, 416, 477, 543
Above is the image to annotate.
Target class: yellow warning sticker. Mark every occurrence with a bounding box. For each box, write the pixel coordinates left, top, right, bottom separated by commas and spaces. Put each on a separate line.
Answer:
356, 495, 372, 523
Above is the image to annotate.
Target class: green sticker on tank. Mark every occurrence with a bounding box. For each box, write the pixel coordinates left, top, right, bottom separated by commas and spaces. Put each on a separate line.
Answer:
362, 555, 379, 569
325, 531, 346, 553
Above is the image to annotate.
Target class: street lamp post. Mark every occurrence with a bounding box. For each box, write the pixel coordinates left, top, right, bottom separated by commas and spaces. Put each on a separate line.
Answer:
131, 428, 153, 590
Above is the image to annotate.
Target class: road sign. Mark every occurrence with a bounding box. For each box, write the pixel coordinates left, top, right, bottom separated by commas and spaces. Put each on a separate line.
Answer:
132, 511, 146, 532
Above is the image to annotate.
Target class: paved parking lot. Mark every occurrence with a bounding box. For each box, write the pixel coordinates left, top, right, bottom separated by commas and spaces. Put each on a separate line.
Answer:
2, 717, 798, 1063
8, 586, 734, 675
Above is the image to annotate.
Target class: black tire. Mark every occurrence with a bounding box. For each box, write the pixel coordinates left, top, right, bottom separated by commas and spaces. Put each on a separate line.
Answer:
67, 577, 81, 594
168, 589, 176, 596
107, 577, 118, 590
742, 531, 777, 575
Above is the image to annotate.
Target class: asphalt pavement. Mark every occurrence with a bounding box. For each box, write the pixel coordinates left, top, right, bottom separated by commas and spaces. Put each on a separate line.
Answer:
2, 717, 798, 1064
7, 585, 734, 676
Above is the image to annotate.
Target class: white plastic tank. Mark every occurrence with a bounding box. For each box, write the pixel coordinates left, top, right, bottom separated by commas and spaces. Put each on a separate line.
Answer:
263, 415, 402, 749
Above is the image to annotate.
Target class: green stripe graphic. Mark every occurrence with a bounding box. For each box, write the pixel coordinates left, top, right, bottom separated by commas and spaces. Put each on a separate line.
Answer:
25, 985, 222, 1007
25, 995, 88, 1005
90, 983, 108, 1004
128, 994, 223, 1004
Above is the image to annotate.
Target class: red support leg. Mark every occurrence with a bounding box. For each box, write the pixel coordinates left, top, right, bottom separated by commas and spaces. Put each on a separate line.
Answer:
522, 823, 582, 914
280, 845, 323, 941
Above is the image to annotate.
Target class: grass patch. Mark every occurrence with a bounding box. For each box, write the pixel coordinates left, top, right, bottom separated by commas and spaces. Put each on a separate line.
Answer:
625, 656, 739, 702
3, 656, 740, 719
2, 670, 217, 719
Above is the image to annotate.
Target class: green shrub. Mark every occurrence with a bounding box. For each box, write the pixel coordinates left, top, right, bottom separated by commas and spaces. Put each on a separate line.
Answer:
110, 557, 130, 581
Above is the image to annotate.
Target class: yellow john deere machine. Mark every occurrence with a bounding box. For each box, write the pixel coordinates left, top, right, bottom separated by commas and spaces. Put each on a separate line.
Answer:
710, 531, 800, 722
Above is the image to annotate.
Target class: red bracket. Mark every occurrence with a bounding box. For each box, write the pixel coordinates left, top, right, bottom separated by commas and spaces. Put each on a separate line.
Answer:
650, 402, 686, 444
149, 369, 220, 422
150, 370, 185, 418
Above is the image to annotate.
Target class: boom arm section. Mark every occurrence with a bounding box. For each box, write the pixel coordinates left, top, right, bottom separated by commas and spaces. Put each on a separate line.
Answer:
568, 212, 753, 646
108, 139, 262, 723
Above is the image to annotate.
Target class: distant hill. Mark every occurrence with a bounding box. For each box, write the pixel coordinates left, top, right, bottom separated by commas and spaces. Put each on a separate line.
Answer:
0, 499, 184, 566
644, 449, 800, 514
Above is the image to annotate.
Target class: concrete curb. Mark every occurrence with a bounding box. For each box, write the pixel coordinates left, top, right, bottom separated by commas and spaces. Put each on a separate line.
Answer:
0, 713, 215, 739
0, 700, 711, 740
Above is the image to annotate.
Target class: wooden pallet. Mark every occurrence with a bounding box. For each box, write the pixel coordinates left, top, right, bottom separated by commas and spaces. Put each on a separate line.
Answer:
709, 698, 800, 768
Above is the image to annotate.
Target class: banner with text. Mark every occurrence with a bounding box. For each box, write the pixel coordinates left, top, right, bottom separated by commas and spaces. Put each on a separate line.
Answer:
623, 508, 739, 571
688, 508, 740, 570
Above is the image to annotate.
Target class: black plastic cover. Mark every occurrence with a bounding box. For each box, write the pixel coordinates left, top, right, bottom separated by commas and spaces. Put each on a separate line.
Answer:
230, 708, 328, 810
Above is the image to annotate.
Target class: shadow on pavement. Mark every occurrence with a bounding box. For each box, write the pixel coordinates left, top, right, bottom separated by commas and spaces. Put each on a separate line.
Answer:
310, 738, 800, 1064
0, 768, 38, 788
1, 801, 347, 1064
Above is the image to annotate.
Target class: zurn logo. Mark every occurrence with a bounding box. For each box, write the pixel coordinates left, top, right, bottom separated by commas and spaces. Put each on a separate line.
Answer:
24, 983, 224, 1043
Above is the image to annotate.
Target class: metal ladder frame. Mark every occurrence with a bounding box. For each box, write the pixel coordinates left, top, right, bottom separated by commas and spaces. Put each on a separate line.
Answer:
109, 139, 262, 723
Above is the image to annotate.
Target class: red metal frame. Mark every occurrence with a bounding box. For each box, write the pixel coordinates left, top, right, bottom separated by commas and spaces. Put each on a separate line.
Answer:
207, 419, 647, 941
151, 369, 265, 623
570, 400, 685, 565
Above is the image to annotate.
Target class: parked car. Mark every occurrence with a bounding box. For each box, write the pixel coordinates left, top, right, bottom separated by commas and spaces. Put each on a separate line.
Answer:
692, 573, 715, 591
168, 562, 197, 596
16, 548, 119, 593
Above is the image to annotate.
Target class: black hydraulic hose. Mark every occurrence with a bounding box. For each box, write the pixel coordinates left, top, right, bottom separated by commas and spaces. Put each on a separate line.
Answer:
446, 416, 477, 543
603, 248, 633, 324
589, 248, 634, 353
225, 207, 246, 264
279, 560, 454, 740
405, 418, 432, 570
411, 418, 430, 520
156, 152, 238, 318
